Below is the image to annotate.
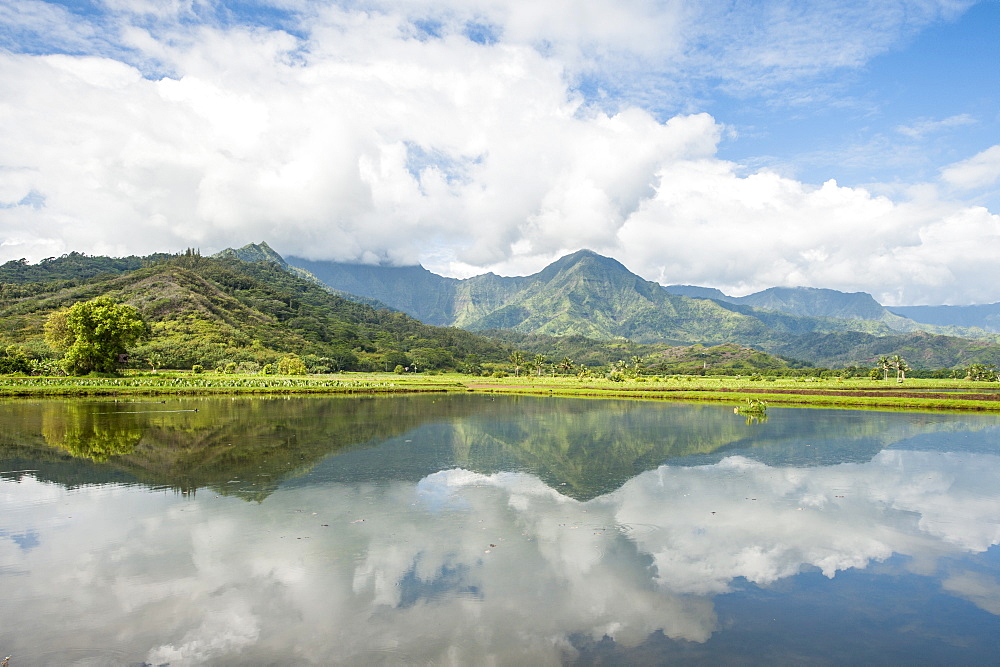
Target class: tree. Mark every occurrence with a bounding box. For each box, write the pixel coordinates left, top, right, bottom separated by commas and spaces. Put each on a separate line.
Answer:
557, 357, 574, 375
145, 351, 164, 373
966, 363, 998, 381
276, 354, 308, 375
509, 350, 524, 377
878, 356, 891, 381
897, 358, 909, 382
44, 297, 148, 375
532, 354, 547, 376
0, 345, 31, 375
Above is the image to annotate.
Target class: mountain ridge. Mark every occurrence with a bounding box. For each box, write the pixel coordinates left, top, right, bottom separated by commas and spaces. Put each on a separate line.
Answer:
275, 245, 1000, 366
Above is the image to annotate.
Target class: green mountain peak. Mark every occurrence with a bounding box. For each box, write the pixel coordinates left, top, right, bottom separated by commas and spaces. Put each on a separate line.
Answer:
213, 241, 287, 266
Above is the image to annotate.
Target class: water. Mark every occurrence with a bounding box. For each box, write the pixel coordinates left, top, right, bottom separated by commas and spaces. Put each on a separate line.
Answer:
2, 394, 1000, 664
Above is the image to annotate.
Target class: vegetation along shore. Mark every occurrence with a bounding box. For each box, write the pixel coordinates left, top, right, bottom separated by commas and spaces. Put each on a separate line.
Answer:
3, 372, 1000, 413
3, 246, 1000, 412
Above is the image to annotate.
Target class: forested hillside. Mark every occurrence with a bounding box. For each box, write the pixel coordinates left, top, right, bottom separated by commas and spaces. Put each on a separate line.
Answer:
6, 246, 1000, 373
0, 253, 511, 372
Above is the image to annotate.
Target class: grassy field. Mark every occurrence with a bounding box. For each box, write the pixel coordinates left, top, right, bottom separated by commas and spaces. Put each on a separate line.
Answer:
2, 371, 1000, 412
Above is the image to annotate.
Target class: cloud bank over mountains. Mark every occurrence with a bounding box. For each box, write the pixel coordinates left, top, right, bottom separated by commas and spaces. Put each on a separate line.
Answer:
0, 0, 997, 305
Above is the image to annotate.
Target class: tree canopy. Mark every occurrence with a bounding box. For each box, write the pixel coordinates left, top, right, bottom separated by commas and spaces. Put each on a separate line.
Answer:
44, 296, 148, 375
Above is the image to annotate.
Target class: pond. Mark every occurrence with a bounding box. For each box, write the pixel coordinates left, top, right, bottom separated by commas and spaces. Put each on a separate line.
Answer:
2, 394, 1000, 665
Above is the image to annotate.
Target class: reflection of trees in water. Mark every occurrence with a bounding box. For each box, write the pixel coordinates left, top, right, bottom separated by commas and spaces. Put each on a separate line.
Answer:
41, 403, 144, 462
6, 395, 999, 502
16, 395, 470, 500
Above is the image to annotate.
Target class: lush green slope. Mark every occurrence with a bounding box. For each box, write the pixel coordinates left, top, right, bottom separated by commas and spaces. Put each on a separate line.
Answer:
12, 246, 1000, 372
478, 331, 792, 372
216, 242, 394, 311
0, 254, 511, 371
282, 247, 1000, 369
772, 330, 1000, 369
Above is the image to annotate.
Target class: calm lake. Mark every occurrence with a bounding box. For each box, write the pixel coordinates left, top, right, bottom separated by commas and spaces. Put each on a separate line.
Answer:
2, 394, 1000, 665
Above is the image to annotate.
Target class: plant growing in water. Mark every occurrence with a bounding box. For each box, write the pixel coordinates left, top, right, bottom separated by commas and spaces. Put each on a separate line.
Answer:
736, 397, 768, 414
735, 397, 769, 424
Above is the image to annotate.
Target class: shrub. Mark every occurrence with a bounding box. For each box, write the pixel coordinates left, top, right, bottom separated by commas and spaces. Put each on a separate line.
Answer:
192, 364, 204, 374
394, 365, 405, 374
276, 354, 307, 375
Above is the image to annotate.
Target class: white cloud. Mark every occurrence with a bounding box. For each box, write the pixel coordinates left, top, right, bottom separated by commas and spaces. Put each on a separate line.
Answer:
941, 145, 1000, 191
897, 113, 976, 139
0, 1, 996, 303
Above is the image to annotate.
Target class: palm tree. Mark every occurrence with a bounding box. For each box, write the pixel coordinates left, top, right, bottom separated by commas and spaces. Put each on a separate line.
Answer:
509, 350, 524, 377
558, 357, 574, 375
532, 354, 547, 376
878, 356, 891, 381
893, 355, 908, 382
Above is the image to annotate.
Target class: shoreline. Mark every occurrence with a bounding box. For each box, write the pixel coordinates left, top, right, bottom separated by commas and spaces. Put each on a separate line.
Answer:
2, 373, 1000, 412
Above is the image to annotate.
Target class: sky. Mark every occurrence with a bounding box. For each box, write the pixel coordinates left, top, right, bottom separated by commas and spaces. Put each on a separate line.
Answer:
0, 0, 998, 306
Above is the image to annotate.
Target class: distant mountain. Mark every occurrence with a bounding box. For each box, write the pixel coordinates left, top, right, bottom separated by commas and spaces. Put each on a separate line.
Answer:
888, 303, 1000, 333
665, 284, 892, 321
663, 284, 731, 300
663, 282, 1000, 341
290, 249, 777, 344
738, 286, 889, 320
288, 255, 459, 325
276, 247, 1000, 367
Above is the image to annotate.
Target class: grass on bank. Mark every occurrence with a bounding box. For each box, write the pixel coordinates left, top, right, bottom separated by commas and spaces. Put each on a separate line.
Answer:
0, 371, 462, 397
1, 371, 1000, 411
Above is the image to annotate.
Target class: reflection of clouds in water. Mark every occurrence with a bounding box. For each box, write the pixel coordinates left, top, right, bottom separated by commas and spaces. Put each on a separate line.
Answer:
942, 570, 1000, 615
2, 450, 1000, 663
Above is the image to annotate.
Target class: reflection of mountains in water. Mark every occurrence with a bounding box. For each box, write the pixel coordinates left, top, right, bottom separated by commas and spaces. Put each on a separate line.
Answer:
2, 396, 996, 502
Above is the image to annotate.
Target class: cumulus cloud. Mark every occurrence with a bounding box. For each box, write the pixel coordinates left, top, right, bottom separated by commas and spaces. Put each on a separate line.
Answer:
0, 0, 995, 303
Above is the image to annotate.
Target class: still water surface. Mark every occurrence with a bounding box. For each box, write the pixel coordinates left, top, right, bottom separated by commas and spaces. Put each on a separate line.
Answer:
2, 394, 1000, 664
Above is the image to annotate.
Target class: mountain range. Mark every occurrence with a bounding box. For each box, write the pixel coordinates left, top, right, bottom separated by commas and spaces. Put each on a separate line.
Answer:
4, 241, 1000, 371
275, 244, 1000, 368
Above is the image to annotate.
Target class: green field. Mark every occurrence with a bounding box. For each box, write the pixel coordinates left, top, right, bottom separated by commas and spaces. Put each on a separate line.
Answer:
2, 372, 999, 412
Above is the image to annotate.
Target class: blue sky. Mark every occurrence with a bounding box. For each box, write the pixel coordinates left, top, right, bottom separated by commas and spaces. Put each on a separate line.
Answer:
709, 0, 999, 191
0, 0, 998, 305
